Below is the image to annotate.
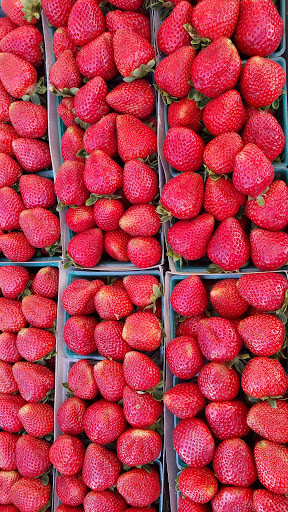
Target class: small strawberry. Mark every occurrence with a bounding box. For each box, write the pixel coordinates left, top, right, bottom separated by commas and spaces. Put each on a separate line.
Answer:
173, 417, 215, 467
106, 9, 151, 40
12, 138, 51, 172
21, 295, 57, 328
159, 172, 204, 220
163, 126, 204, 172
253, 489, 288, 512
55, 161, 88, 206
245, 180, 288, 231
154, 46, 196, 99
0, 431, 19, 470
163, 382, 206, 419
56, 473, 87, 506
84, 150, 123, 196
166, 336, 204, 379
212, 487, 254, 512
61, 126, 85, 162
41, 0, 74, 28
67, 228, 104, 268
0, 124, 19, 156
203, 132, 243, 175
82, 443, 122, 491
0, 393, 26, 432
242, 111, 285, 162
19, 174, 56, 210
83, 113, 118, 158
250, 228, 288, 271
113, 29, 154, 79
76, 32, 117, 81
122, 311, 162, 351
58, 96, 77, 127
117, 467, 161, 508
49, 50, 82, 93
254, 440, 288, 494
170, 275, 208, 316
197, 317, 243, 362
1, 0, 38, 26
94, 320, 130, 361
233, 143, 274, 197
202, 89, 246, 136
67, 0, 105, 47
127, 236, 162, 267
179, 466, 218, 504
16, 328, 55, 362
0, 361, 18, 394
63, 315, 98, 355
83, 490, 127, 512
204, 176, 246, 222
0, 470, 20, 505
104, 229, 131, 262
119, 204, 160, 237
49, 434, 85, 476
123, 385, 163, 428
207, 217, 250, 271
205, 401, 250, 440
57, 397, 87, 435
0, 265, 29, 299
66, 205, 96, 233
167, 213, 215, 262
0, 26, 43, 67
210, 278, 249, 319
242, 357, 288, 398
237, 272, 288, 311
168, 97, 202, 132
106, 80, 155, 120
248, 400, 288, 444
157, 1, 193, 55
10, 477, 51, 512
0, 80, 13, 122
192, 0, 240, 41
15, 434, 51, 478
0, 232, 36, 262
93, 359, 126, 402
0, 53, 37, 99
84, 399, 126, 444
62, 279, 104, 316
0, 186, 25, 231
93, 198, 124, 231
0, 298, 27, 333
240, 57, 286, 108
116, 114, 157, 163
123, 160, 158, 204
213, 438, 257, 487
74, 76, 109, 125
53, 26, 78, 59
68, 359, 98, 400
123, 352, 160, 391
12, 362, 54, 402
18, 403, 54, 437
176, 314, 208, 338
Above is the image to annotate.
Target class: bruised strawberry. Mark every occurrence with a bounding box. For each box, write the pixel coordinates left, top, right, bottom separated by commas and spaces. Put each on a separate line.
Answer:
164, 383, 206, 419
67, 228, 104, 268
157, 1, 193, 55
163, 126, 204, 172
106, 80, 155, 120
167, 214, 215, 262
68, 359, 98, 400
64, 315, 98, 355
173, 417, 215, 467
202, 90, 246, 136
166, 336, 204, 379
210, 279, 249, 319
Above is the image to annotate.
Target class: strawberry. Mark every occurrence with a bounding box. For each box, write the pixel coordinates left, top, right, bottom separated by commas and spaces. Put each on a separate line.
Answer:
95, 285, 133, 320
250, 228, 288, 271
68, 359, 98, 400
207, 217, 250, 271
174, 418, 215, 467
245, 180, 288, 231
21, 295, 57, 328
240, 57, 286, 108
84, 399, 126, 444
168, 97, 202, 132
61, 126, 85, 162
204, 176, 246, 222
0, 81, 13, 122
124, 508, 157, 512
1, 0, 38, 26
10, 477, 51, 512
166, 336, 204, 379
49, 50, 82, 93
170, 275, 208, 316
212, 487, 254, 512
160, 172, 204, 220
178, 495, 209, 512
242, 111, 285, 162
15, 435, 51, 478
16, 328, 55, 361
0, 298, 27, 333
122, 274, 161, 308
12, 138, 51, 172
248, 400, 288, 443
74, 76, 109, 125
238, 314, 284, 356
203, 132, 243, 175
179, 466, 218, 504
117, 428, 162, 466
0, 432, 19, 470
0, 232, 36, 261
0, 470, 20, 505
93, 198, 124, 231
127, 236, 162, 267
0, 18, 17, 40
234, 0, 283, 56
57, 397, 87, 435
67, 228, 104, 268
82, 443, 122, 491
0, 53, 37, 99
58, 96, 77, 127
55, 161, 88, 206
191, 38, 241, 98
84, 150, 123, 195
0, 393, 26, 432
63, 315, 98, 355
123, 385, 163, 428
0, 265, 29, 299
106, 10, 150, 41
157, 1, 193, 55
154, 46, 196, 99
106, 80, 155, 120
122, 311, 162, 351
119, 204, 160, 237
117, 467, 161, 507
123, 352, 160, 391
83, 113, 118, 158
0, 187, 24, 230
53, 27, 78, 59
41, 0, 74, 28
163, 382, 206, 419
0, 26, 43, 67
213, 438, 257, 487
12, 362, 54, 402
210, 279, 249, 319
109, 0, 143, 9
19, 175, 56, 210
93, 359, 126, 402
116, 114, 157, 163
205, 400, 250, 440
67, 0, 105, 46
56, 473, 87, 506
167, 213, 215, 262
62, 279, 103, 315
197, 317, 243, 362
123, 160, 158, 204
66, 205, 96, 233
254, 440, 288, 494
113, 29, 154, 79
163, 126, 204, 172
0, 124, 19, 156
0, 361, 18, 394
253, 489, 288, 512
18, 403, 54, 437
76, 32, 117, 81
104, 229, 131, 262
56, 506, 85, 512
32, 266, 58, 299
83, 490, 127, 512
233, 143, 274, 197
192, 0, 240, 41
242, 357, 288, 398
176, 314, 208, 337
94, 320, 130, 361
202, 89, 246, 136
237, 272, 288, 311
50, 434, 85, 476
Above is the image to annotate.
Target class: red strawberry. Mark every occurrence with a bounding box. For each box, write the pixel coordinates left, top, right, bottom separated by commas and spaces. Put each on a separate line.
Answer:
74, 76, 109, 125
170, 275, 208, 316
245, 180, 288, 231
212, 487, 254, 512
0, 187, 24, 230
210, 278, 248, 319
207, 217, 250, 271
178, 495, 209, 512
233, 143, 274, 197
31, 266, 58, 299
83, 113, 118, 158
242, 111, 285, 162
12, 138, 51, 172
62, 279, 103, 316
0, 432, 19, 470
2, 0, 38, 26
58, 96, 77, 127
123, 352, 160, 391
103, 230, 131, 262
61, 126, 84, 162
21, 295, 57, 328
253, 489, 288, 512
247, 400, 288, 444
250, 228, 288, 271
41, 0, 74, 28
203, 132, 243, 175
83, 490, 126, 512
0, 298, 27, 333
240, 57, 286, 108
0, 81, 13, 122
167, 213, 215, 262
119, 204, 160, 237
168, 97, 202, 132
55, 161, 88, 206
202, 90, 246, 136
68, 359, 98, 400
173, 418, 215, 467
49, 434, 85, 476
82, 443, 122, 491
49, 50, 82, 93
93, 198, 124, 231
84, 150, 122, 195
204, 176, 246, 222
93, 359, 126, 402
117, 467, 161, 508
123, 160, 158, 204
56, 473, 87, 506
106, 80, 155, 120
238, 314, 284, 356
157, 1, 193, 55
123, 385, 163, 428
122, 312, 162, 351
0, 26, 43, 67
76, 32, 117, 81
67, 0, 105, 46
0, 393, 26, 432
0, 361, 18, 394
117, 428, 162, 466
15, 434, 51, 478
166, 336, 204, 379
0, 53, 37, 98
12, 362, 54, 402
197, 317, 243, 362
127, 236, 162, 267
179, 466, 218, 504
94, 320, 130, 361
84, 399, 126, 444
254, 440, 288, 494
0, 470, 20, 505
113, 29, 154, 79
57, 397, 87, 435
213, 438, 257, 487
53, 26, 78, 59
66, 205, 96, 233
163, 382, 206, 419
176, 314, 208, 337
163, 126, 204, 172
0, 124, 19, 156
16, 328, 55, 361
67, 228, 104, 268
205, 400, 250, 440
0, 232, 36, 261
0, 17, 17, 40
155, 46, 196, 99
18, 403, 54, 437
242, 357, 288, 398
160, 172, 204, 220
94, 285, 133, 320
19, 175, 56, 210
109, 0, 143, 9
106, 10, 150, 40
123, 274, 161, 308
116, 114, 157, 163
192, 0, 240, 41
10, 477, 51, 512
0, 265, 29, 299
63, 315, 98, 355
237, 272, 288, 311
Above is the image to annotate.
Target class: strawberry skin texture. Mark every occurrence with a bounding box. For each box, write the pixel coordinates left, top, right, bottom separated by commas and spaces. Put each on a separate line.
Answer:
123, 274, 161, 307
67, 228, 104, 267
179, 466, 218, 504
0, 26, 43, 68
0, 187, 24, 231
203, 132, 243, 175
58, 96, 77, 127
240, 57, 286, 108
168, 97, 202, 132
207, 217, 250, 271
237, 272, 288, 311
83, 113, 118, 157
56, 473, 88, 506
66, 205, 96, 233
67, 0, 106, 47
19, 208, 60, 248
0, 80, 13, 122
68, 359, 98, 400
202, 90, 246, 136
57, 396, 87, 435
117, 428, 162, 466
155, 46, 196, 98
245, 180, 288, 231
41, 0, 74, 27
116, 467, 161, 507
16, 328, 55, 361
113, 29, 155, 78
55, 160, 88, 206
76, 32, 117, 81
205, 401, 250, 440
176, 314, 208, 338
19, 174, 56, 209
210, 278, 248, 319
170, 275, 208, 316
0, 360, 18, 394
163, 382, 206, 419
109, 0, 144, 9
250, 228, 288, 271
123, 351, 161, 390
49, 49, 82, 92
49, 434, 85, 476
233, 143, 274, 197
0, 18, 17, 40
94, 285, 133, 320
82, 442, 122, 491
157, 1, 193, 55
192, 0, 240, 41
64, 315, 98, 355
18, 402, 54, 438
84, 399, 126, 444
0, 53, 37, 98
0, 124, 19, 156
173, 418, 215, 467
116, 114, 157, 163
238, 314, 284, 356
161, 171, 204, 219
2, 0, 37, 26
83, 490, 127, 512
212, 487, 254, 512
74, 76, 109, 124
93, 359, 126, 402
167, 213, 215, 261
197, 317, 243, 362
94, 320, 130, 361
62, 278, 104, 316
12, 362, 54, 403
255, 440, 288, 494
10, 477, 51, 512
166, 335, 204, 379
242, 356, 288, 398
127, 236, 162, 268
15, 434, 51, 478
242, 111, 285, 162
0, 393, 26, 432
12, 138, 51, 172
163, 127, 204, 172
53, 27, 78, 59
0, 431, 19, 470
248, 400, 288, 444
61, 126, 85, 162
123, 160, 158, 204
32, 266, 59, 299
198, 362, 240, 402
204, 176, 246, 222
106, 80, 155, 120
84, 150, 123, 195
178, 495, 210, 512
0, 332, 21, 363
106, 10, 151, 41
93, 198, 124, 231
122, 311, 162, 351
253, 489, 288, 512
213, 438, 257, 487
123, 385, 163, 428
119, 204, 160, 237
0, 298, 27, 333
0, 232, 36, 262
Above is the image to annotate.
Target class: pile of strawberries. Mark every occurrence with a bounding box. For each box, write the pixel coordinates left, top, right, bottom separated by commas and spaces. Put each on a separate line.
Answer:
155, 0, 288, 272
0, 265, 58, 512
166, 272, 288, 511
0, 5, 62, 261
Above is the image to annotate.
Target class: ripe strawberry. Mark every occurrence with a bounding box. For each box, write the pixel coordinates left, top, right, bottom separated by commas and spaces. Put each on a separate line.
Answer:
106, 10, 150, 41
16, 328, 55, 361
167, 213, 215, 262
93, 198, 124, 231
242, 111, 285, 162
67, 0, 105, 46
0, 361, 18, 393
19, 175, 56, 210
50, 434, 85, 476
83, 490, 127, 512
57, 506, 85, 512
66, 205, 96, 233
56, 473, 87, 506
205, 400, 250, 440
10, 477, 51, 512
103, 230, 131, 262
175, 314, 207, 337
155, 46, 196, 99
0, 470, 20, 505
122, 274, 161, 308
157, 1, 193, 55
204, 176, 246, 222
171, 275, 208, 316
163, 126, 204, 172
0, 265, 29, 299
0, 53, 37, 98
233, 143, 274, 197
127, 236, 162, 267
163, 382, 206, 419
174, 417, 215, 467
82, 442, 122, 491
2, 0, 38, 26
123, 160, 158, 204
248, 400, 288, 443
117, 467, 161, 507
178, 495, 209, 512
0, 81, 13, 123
68, 359, 98, 400
238, 314, 284, 356
67, 228, 104, 268
207, 217, 250, 271
116, 114, 157, 163
93, 359, 126, 402
94, 285, 133, 320
53, 26, 78, 59
15, 435, 51, 478
94, 320, 130, 361
0, 124, 19, 156
21, 295, 57, 328
57, 397, 87, 435
61, 126, 85, 162
202, 89, 246, 136
123, 352, 160, 391
0, 393, 26, 432
168, 97, 202, 132
245, 180, 288, 231
117, 428, 162, 466
0, 186, 25, 230
0, 432, 19, 470
0, 232, 36, 261
74, 76, 109, 125
253, 489, 288, 512
41, 0, 74, 28
58, 96, 77, 127
63, 315, 98, 355
250, 228, 288, 271
12, 138, 51, 172
0, 298, 27, 333
166, 336, 204, 379
240, 57, 286, 108
106, 80, 155, 120
49, 50, 82, 93
123, 508, 157, 512
83, 113, 117, 158
119, 204, 160, 237
18, 403, 54, 437
203, 132, 243, 175
122, 312, 162, 351
84, 150, 122, 195
242, 357, 288, 398
0, 26, 43, 67
123, 385, 163, 428
32, 266, 58, 299
160, 172, 204, 220
255, 440, 288, 494
62, 279, 103, 316
55, 161, 88, 206
12, 362, 54, 402
76, 32, 117, 81
0, 18, 17, 40
237, 272, 288, 311
212, 487, 254, 512
210, 279, 248, 319
113, 29, 154, 79
109, 0, 144, 9
192, 0, 240, 41
179, 466, 218, 504
197, 317, 242, 362
84, 399, 126, 444
213, 438, 257, 487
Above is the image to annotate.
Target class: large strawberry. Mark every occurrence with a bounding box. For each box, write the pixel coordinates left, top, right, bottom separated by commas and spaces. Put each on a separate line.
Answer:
173, 418, 215, 467
94, 285, 133, 320
204, 176, 246, 222
49, 50, 82, 93
127, 236, 162, 268
250, 228, 288, 271
0, 26, 43, 67
76, 32, 117, 81
0, 232, 36, 261
205, 400, 250, 440
242, 111, 285, 162
41, 0, 74, 27
49, 434, 85, 476
12, 362, 54, 402
83, 113, 118, 157
213, 438, 257, 487
19, 208, 60, 248
248, 400, 288, 444
202, 89, 246, 135
179, 466, 218, 504
0, 265, 29, 300
123, 160, 158, 204
74, 76, 109, 124
233, 143, 274, 197
106, 9, 151, 41
62, 278, 103, 316
163, 126, 204, 172
210, 278, 248, 319
16, 328, 55, 361
0, 153, 21, 188
119, 204, 160, 237
170, 275, 208, 316
12, 138, 51, 172
154, 46, 196, 100
18, 403, 54, 438
207, 217, 250, 271
203, 132, 243, 175
160, 172, 204, 221
123, 385, 163, 428
197, 317, 242, 362
117, 467, 160, 508
82, 442, 122, 491
10, 477, 51, 512
192, 0, 240, 41
106, 80, 155, 119
0, 333, 21, 363
63, 315, 97, 355
241, 356, 288, 398
1, 0, 39, 26
68, 359, 98, 400
55, 161, 88, 206
238, 314, 284, 356
122, 311, 162, 351
67, 228, 104, 268
166, 336, 204, 379
123, 274, 162, 308
164, 382, 206, 419
116, 114, 157, 163
198, 362, 240, 402
237, 272, 288, 311
240, 57, 286, 108
157, 1, 193, 55
123, 351, 160, 391
0, 17, 17, 39
0, 53, 38, 98
31, 266, 59, 299
93, 359, 126, 402
84, 150, 123, 195
56, 397, 86, 435
117, 427, 161, 466
113, 29, 155, 79
84, 399, 126, 444
19, 174, 56, 209
176, 314, 208, 337
245, 180, 288, 231
167, 214, 215, 261
94, 320, 130, 361
15, 434, 51, 478
254, 440, 288, 494
67, 0, 105, 46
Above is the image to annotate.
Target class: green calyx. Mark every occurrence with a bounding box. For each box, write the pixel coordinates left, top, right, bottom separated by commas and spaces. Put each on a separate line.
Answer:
124, 60, 156, 83
45, 238, 62, 257
188, 88, 210, 108
166, 243, 184, 267
154, 85, 178, 105
86, 193, 122, 206
184, 24, 211, 50
227, 353, 250, 374
141, 284, 164, 314
75, 117, 90, 130
21, 0, 41, 22
49, 86, 79, 97
156, 203, 172, 223
144, 0, 174, 19
22, 77, 46, 105
64, 251, 83, 270
248, 187, 269, 206
76, 148, 90, 159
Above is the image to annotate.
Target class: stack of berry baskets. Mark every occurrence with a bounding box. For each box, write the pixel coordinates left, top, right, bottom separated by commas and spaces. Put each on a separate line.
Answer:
52, 266, 165, 511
